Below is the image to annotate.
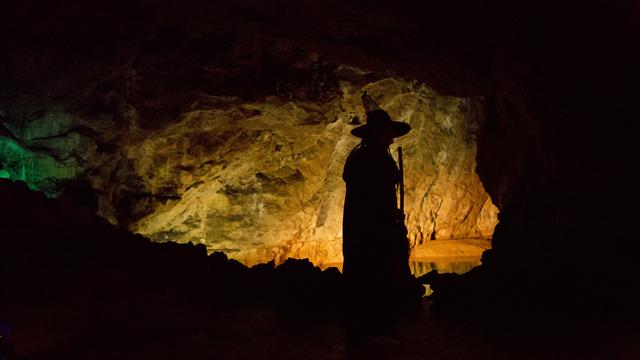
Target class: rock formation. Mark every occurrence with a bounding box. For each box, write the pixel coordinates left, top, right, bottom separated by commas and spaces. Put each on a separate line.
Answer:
0, 67, 497, 266
127, 77, 497, 265
2, 0, 640, 318
0, 2, 504, 266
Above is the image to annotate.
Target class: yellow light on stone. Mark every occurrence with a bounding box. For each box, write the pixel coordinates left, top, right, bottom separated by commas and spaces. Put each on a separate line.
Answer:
128, 78, 498, 267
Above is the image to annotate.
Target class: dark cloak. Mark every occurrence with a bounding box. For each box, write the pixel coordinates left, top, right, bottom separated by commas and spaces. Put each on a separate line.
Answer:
342, 143, 410, 294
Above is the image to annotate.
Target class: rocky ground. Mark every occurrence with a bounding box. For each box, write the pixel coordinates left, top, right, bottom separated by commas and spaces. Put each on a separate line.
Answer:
2, 178, 639, 360
9, 299, 640, 360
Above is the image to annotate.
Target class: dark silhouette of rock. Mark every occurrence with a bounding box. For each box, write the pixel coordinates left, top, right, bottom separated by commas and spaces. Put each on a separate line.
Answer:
0, 179, 350, 330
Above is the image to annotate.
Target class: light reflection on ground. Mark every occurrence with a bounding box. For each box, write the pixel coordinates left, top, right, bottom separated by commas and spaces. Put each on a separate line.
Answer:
320, 239, 488, 277
321, 256, 481, 276
410, 256, 482, 277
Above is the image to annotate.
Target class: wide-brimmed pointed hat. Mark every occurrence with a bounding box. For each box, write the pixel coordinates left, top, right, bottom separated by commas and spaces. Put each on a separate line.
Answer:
351, 91, 411, 139
351, 109, 411, 138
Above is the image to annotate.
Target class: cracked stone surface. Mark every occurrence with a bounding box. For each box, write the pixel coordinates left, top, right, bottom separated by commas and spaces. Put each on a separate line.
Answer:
0, 3, 501, 266
127, 78, 497, 266
1, 73, 497, 266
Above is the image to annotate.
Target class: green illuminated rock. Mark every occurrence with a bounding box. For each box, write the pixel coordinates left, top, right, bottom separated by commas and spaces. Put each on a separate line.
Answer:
0, 108, 97, 196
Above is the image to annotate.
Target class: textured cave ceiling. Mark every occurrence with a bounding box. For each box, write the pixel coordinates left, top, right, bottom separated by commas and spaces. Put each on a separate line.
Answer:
1, 1, 639, 270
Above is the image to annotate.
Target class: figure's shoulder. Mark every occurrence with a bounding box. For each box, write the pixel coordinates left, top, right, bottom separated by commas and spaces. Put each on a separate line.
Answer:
344, 145, 367, 180
345, 146, 371, 169
349, 145, 392, 163
347, 144, 372, 160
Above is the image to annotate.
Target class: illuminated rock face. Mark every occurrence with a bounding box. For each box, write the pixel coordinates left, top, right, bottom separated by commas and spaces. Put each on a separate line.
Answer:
0, 109, 95, 196
0, 6, 499, 266
0, 78, 498, 267
0, 74, 496, 266
122, 77, 497, 266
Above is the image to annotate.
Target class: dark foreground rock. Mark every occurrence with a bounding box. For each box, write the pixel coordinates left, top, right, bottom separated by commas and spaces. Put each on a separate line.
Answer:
3, 180, 640, 359
0, 178, 352, 308
0, 179, 428, 357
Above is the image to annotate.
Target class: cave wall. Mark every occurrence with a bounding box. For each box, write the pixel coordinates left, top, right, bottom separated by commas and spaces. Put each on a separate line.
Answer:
2, 0, 639, 302
0, 1, 498, 266
0, 74, 497, 266
123, 77, 496, 265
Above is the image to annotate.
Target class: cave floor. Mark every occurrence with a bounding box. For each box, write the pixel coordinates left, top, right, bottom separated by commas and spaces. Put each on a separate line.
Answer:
9, 299, 640, 360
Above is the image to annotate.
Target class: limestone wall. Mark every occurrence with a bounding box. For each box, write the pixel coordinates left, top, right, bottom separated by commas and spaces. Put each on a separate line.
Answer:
123, 79, 495, 265
0, 61, 497, 267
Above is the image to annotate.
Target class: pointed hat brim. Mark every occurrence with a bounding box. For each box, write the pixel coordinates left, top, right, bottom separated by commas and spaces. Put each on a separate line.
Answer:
351, 121, 411, 138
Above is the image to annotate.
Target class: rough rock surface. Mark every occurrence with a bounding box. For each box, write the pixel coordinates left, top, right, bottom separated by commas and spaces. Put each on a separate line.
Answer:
0, 71, 497, 266
0, 1, 510, 267
126, 78, 497, 265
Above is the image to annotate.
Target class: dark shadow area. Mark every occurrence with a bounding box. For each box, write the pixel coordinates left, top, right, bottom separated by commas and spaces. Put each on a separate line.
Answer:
2, 179, 640, 359
0, 180, 349, 358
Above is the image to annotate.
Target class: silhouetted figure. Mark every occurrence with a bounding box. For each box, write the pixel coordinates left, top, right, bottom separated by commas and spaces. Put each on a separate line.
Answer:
342, 96, 416, 342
